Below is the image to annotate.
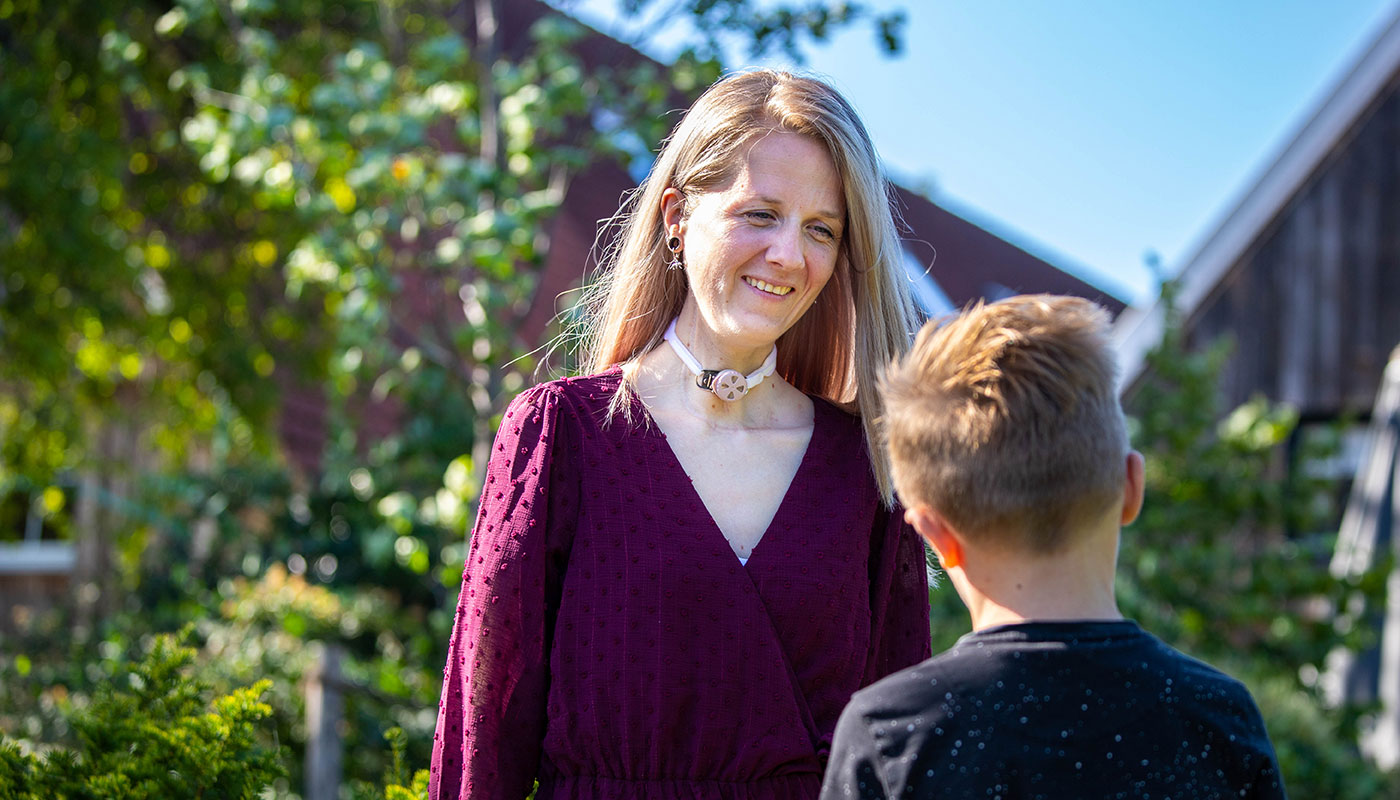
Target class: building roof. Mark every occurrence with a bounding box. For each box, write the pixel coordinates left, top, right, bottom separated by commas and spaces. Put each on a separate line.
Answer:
894, 187, 1126, 315
1112, 6, 1400, 389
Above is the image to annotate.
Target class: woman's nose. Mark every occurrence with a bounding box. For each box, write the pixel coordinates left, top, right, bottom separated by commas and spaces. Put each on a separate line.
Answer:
766, 221, 804, 270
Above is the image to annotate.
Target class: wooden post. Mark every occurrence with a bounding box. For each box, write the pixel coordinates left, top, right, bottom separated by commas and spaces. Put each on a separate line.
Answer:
1330, 349, 1400, 768
305, 643, 345, 800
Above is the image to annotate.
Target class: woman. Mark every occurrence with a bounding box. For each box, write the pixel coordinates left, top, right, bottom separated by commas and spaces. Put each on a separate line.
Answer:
430, 70, 930, 800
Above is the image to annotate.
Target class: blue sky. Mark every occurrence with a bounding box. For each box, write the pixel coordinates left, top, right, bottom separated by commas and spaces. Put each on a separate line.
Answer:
554, 0, 1400, 306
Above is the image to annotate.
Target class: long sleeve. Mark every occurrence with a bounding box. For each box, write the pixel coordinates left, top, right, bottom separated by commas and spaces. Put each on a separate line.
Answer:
430, 385, 577, 800
1249, 758, 1288, 800
819, 701, 890, 800
1242, 699, 1288, 799
863, 504, 931, 684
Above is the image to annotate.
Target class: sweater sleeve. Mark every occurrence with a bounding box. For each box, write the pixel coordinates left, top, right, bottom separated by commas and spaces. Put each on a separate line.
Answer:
863, 503, 932, 684
1249, 756, 1289, 800
429, 385, 577, 800
1241, 695, 1289, 800
819, 698, 890, 800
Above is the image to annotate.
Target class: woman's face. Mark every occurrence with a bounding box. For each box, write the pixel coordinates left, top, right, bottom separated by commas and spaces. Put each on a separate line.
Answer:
664, 131, 845, 352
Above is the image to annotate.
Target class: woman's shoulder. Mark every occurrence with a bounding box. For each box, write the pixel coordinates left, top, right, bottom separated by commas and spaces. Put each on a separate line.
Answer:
505, 367, 625, 420
810, 394, 863, 439
803, 394, 874, 475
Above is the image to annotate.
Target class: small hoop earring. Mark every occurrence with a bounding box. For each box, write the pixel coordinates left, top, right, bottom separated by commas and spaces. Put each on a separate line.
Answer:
666, 235, 683, 270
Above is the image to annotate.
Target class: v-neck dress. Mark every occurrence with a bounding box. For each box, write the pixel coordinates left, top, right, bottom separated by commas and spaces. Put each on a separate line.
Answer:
429, 369, 932, 800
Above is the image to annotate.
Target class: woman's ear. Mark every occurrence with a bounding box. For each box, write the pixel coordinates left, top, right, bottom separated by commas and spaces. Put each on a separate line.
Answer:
661, 188, 686, 234
904, 505, 964, 569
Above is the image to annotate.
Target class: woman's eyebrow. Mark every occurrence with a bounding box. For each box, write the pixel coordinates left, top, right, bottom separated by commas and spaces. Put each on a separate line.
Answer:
752, 194, 844, 222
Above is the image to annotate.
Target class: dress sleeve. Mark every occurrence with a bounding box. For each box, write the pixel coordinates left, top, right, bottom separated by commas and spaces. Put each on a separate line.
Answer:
863, 503, 931, 684
430, 385, 577, 800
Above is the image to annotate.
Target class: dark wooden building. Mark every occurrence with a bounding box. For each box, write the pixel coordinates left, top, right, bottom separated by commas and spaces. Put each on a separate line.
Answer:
1114, 7, 1400, 421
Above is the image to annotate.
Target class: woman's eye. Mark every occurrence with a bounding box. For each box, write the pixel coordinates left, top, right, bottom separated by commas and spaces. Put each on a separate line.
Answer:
811, 225, 836, 241
746, 210, 776, 222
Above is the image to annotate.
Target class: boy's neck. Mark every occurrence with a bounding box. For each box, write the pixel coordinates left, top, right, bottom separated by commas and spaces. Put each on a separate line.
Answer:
954, 529, 1123, 631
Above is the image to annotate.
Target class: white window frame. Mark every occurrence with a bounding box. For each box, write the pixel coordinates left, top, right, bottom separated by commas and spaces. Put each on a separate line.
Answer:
0, 481, 77, 576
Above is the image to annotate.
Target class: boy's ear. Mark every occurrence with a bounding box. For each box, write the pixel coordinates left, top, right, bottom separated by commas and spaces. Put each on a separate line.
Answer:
904, 505, 964, 569
1121, 450, 1146, 526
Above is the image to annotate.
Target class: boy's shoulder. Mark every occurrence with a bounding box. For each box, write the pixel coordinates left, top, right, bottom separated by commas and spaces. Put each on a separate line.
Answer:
851, 619, 1258, 721
829, 620, 1284, 800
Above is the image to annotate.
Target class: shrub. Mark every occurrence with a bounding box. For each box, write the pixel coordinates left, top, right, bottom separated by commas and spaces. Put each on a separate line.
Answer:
0, 633, 284, 799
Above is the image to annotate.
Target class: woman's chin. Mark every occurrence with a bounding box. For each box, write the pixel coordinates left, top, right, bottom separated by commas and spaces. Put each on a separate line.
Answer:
718, 314, 801, 348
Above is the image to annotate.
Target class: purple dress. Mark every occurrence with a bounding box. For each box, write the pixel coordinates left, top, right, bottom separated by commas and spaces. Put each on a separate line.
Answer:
430, 369, 931, 800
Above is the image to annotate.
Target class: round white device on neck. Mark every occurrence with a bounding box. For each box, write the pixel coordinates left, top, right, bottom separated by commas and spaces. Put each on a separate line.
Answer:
663, 318, 778, 402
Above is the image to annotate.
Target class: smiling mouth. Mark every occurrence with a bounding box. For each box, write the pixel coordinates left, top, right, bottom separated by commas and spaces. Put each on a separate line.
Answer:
744, 277, 794, 296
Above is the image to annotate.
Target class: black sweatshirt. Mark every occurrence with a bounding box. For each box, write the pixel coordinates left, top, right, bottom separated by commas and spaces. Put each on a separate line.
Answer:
821, 620, 1286, 800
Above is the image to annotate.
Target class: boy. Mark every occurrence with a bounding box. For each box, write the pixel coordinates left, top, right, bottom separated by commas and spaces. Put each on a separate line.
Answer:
821, 295, 1285, 799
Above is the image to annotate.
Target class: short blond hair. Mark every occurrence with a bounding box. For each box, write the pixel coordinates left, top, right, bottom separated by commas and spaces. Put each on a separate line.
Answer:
577, 69, 919, 505
880, 295, 1127, 552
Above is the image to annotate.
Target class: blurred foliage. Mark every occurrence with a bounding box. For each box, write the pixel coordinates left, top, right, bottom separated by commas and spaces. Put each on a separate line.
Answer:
0, 632, 284, 799
0, 0, 904, 795
1239, 663, 1396, 800
0, 564, 434, 796
347, 727, 429, 800
1118, 279, 1396, 796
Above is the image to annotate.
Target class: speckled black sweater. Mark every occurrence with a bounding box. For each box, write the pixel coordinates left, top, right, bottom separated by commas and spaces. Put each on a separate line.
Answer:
821, 620, 1286, 800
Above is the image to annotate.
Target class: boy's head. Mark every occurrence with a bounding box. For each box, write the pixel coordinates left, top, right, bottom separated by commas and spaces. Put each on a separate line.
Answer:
881, 294, 1131, 555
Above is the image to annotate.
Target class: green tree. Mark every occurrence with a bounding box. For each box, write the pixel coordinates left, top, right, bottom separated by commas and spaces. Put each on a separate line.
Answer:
1123, 281, 1391, 796
1118, 281, 1395, 797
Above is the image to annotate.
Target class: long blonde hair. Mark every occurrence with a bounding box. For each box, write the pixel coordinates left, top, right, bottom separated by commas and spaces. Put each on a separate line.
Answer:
578, 69, 919, 504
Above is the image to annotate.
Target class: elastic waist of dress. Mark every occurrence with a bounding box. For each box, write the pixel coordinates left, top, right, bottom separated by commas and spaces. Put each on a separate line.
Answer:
533, 769, 822, 800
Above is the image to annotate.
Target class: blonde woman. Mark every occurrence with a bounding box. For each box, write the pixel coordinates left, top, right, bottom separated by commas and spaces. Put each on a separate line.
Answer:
431, 70, 931, 800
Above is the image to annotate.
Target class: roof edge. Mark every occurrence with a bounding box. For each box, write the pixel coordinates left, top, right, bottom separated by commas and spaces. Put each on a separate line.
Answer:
901, 185, 1136, 306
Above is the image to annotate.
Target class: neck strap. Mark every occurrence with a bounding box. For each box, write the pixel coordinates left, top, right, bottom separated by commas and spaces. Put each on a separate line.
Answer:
664, 318, 778, 402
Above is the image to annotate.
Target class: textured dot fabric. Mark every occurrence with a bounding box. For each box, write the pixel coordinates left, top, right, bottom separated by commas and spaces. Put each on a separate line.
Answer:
820, 621, 1286, 800
430, 369, 932, 799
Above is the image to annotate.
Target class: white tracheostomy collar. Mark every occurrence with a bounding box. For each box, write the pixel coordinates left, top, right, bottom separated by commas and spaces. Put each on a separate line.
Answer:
663, 318, 778, 402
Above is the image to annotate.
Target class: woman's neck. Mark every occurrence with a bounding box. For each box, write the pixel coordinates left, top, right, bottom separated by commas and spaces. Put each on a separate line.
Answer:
670, 307, 775, 376
629, 347, 774, 426
624, 309, 781, 425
